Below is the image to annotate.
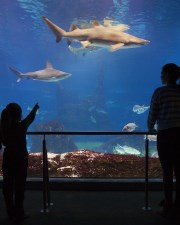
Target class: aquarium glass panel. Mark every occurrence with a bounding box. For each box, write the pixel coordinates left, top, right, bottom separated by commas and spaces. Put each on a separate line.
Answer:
0, 0, 178, 178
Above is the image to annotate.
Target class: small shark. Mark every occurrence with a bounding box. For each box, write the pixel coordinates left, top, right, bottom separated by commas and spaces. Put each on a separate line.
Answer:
9, 61, 71, 82
42, 16, 150, 52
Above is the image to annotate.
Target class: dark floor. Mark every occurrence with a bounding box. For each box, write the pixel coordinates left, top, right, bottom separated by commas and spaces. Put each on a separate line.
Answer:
0, 189, 180, 225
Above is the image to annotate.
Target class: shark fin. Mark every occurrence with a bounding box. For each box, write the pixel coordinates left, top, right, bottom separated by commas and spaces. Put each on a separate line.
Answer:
42, 16, 65, 43
91, 20, 102, 27
103, 19, 129, 31
9, 67, 22, 82
111, 24, 130, 31
67, 25, 77, 46
81, 40, 91, 48
56, 36, 62, 42
110, 43, 124, 52
46, 61, 53, 69
103, 19, 114, 27
69, 24, 79, 31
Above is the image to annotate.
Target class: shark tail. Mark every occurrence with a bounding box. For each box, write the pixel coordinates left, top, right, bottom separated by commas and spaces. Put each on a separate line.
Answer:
42, 16, 66, 43
9, 67, 22, 82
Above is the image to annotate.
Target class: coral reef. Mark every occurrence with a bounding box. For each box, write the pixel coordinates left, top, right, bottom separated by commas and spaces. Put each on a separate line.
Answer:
0, 150, 162, 178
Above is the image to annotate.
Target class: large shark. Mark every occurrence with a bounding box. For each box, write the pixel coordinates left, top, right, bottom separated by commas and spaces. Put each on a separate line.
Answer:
9, 61, 71, 82
42, 16, 150, 52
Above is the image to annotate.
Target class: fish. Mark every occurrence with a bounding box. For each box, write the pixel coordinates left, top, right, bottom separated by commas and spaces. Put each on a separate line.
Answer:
90, 115, 96, 123
88, 105, 96, 112
105, 100, 117, 107
96, 108, 108, 114
122, 122, 138, 132
9, 61, 71, 82
42, 16, 150, 52
144, 135, 157, 141
132, 104, 149, 114
68, 44, 102, 56
113, 144, 141, 155
121, 145, 141, 155
67, 18, 128, 55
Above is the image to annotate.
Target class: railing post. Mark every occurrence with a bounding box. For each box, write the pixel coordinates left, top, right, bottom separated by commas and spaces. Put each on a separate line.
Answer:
46, 144, 53, 208
142, 134, 151, 211
41, 134, 49, 213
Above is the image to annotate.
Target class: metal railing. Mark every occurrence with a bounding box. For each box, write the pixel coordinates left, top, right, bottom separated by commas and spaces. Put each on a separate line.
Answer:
27, 131, 154, 213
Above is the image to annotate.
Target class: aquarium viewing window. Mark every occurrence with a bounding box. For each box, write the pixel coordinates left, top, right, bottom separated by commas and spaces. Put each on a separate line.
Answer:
0, 0, 179, 179
23, 131, 161, 179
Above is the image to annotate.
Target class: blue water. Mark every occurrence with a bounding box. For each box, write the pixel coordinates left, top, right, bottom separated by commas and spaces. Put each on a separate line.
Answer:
0, 0, 180, 135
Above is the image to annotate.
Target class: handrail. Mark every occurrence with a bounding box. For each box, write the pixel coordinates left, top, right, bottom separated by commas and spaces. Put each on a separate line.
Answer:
27, 131, 155, 212
27, 131, 151, 135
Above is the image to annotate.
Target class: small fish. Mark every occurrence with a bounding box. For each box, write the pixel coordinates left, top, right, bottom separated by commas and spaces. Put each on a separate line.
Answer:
144, 135, 157, 142
132, 105, 149, 114
9, 61, 71, 82
88, 105, 96, 112
96, 108, 108, 114
90, 115, 96, 123
68, 44, 102, 56
122, 122, 138, 132
105, 100, 117, 107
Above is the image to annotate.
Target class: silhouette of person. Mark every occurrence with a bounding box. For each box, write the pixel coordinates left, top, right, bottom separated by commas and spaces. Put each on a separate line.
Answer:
0, 102, 39, 221
0, 120, 2, 151
148, 63, 180, 218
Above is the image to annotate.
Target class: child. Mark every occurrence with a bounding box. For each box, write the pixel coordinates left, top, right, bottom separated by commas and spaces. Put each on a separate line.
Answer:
0, 102, 39, 221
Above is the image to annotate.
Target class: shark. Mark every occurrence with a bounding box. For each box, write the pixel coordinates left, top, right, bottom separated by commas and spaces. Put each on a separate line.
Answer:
42, 16, 150, 52
9, 61, 71, 82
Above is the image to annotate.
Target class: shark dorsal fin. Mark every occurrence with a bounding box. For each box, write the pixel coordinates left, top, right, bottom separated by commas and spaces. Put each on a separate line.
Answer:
70, 24, 79, 31
111, 24, 130, 31
91, 20, 101, 27
103, 19, 113, 27
46, 61, 53, 69
103, 18, 130, 31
